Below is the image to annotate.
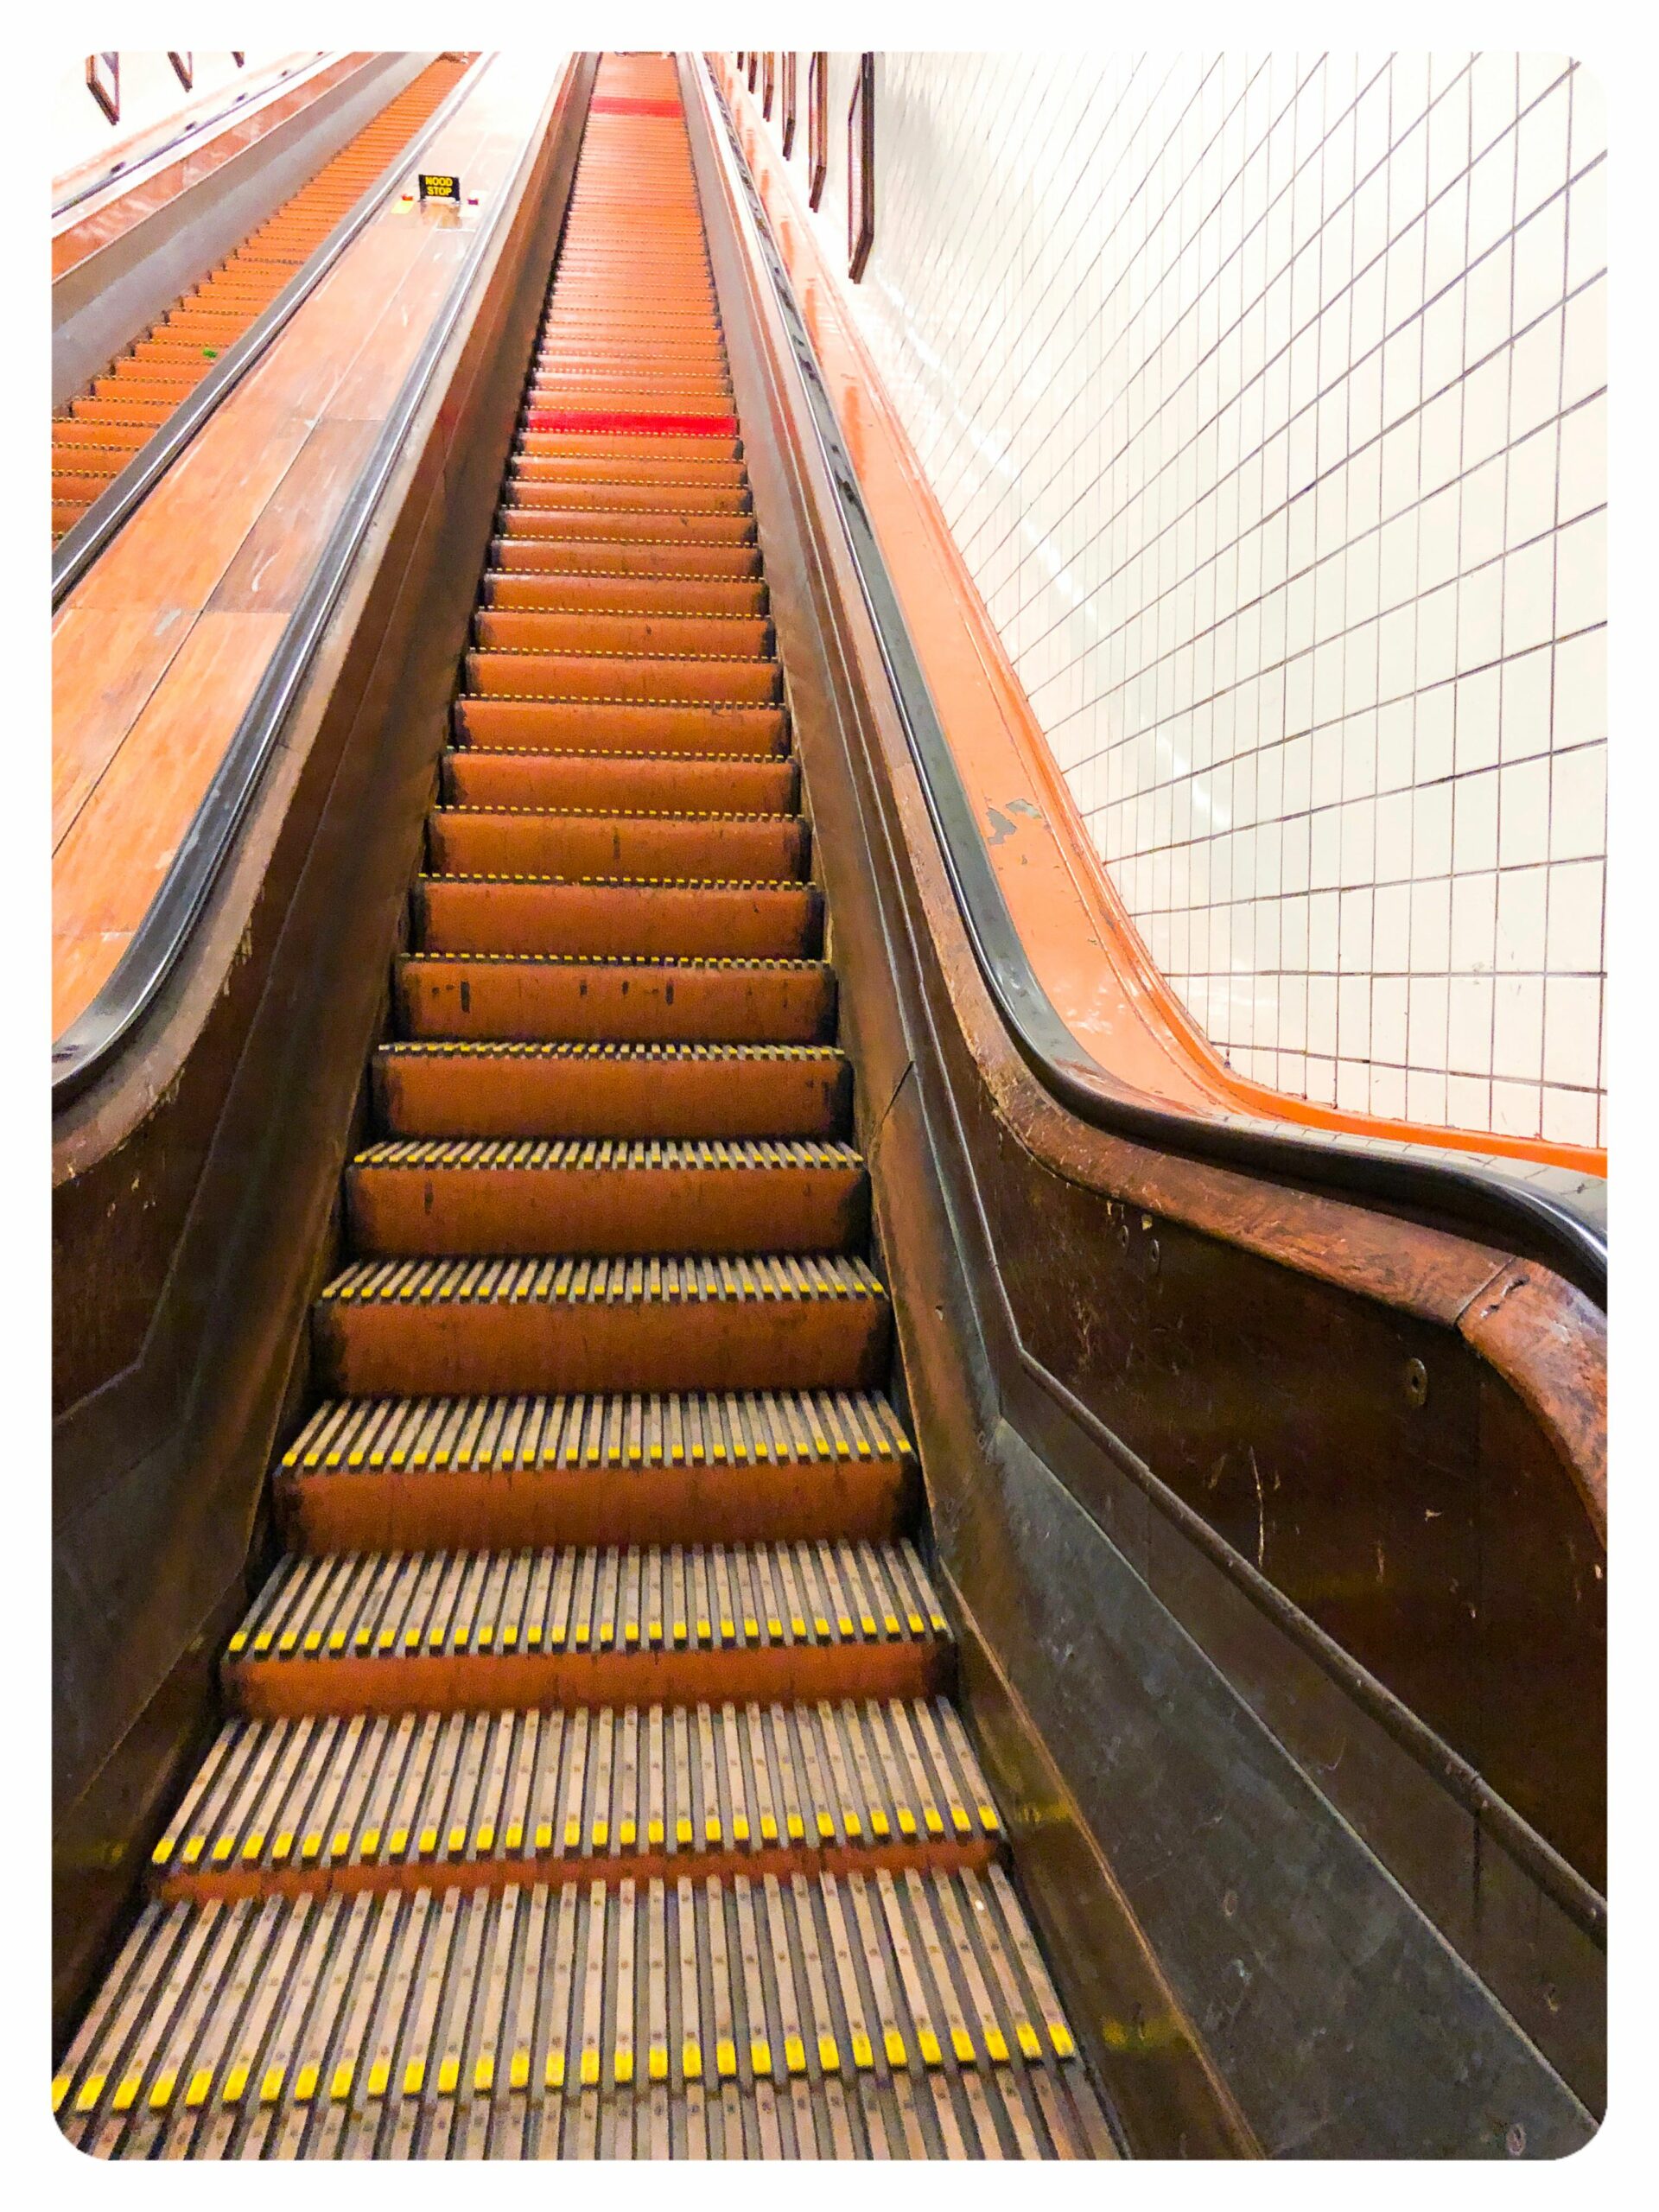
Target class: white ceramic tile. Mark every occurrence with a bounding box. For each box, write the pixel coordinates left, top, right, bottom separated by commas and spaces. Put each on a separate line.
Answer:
745, 51, 1606, 1141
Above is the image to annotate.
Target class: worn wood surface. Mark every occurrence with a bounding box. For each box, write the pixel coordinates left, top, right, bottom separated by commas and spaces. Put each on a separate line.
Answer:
52, 60, 563, 1038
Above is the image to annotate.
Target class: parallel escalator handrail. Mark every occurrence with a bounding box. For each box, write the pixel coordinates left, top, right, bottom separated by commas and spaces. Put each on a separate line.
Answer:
700, 68, 1608, 1311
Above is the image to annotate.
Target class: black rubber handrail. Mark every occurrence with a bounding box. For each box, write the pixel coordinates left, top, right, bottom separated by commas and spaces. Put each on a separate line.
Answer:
51, 56, 585, 1111
52, 52, 490, 607
705, 73, 1608, 1312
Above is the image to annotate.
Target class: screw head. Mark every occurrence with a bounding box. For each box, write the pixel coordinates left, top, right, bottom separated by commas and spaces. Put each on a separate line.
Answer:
1403, 1357, 1429, 1408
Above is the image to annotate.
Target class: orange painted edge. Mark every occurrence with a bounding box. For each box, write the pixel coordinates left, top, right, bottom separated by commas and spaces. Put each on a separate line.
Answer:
715, 60, 1605, 1185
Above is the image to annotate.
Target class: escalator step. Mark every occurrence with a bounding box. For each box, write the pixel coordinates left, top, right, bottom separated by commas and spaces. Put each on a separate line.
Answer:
313, 1249, 891, 1397
222, 1535, 951, 1716
372, 1039, 849, 1138
54, 1864, 1109, 2159
439, 747, 795, 813
453, 693, 783, 750
427, 806, 806, 880
278, 1384, 911, 1549
392, 953, 836, 1043
344, 1136, 868, 1257
412, 874, 821, 959
149, 1694, 998, 1903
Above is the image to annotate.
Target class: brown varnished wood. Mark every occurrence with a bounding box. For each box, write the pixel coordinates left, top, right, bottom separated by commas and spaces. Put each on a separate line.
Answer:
52, 64, 558, 1039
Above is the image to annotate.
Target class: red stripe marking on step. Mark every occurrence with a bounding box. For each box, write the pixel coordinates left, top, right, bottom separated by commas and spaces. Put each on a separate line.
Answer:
590, 97, 682, 116
525, 410, 739, 436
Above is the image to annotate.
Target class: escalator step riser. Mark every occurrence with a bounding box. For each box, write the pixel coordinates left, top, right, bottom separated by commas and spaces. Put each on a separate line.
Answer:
314, 1265, 891, 1399
427, 810, 804, 881
441, 747, 793, 813
474, 608, 772, 653
343, 1139, 868, 1258
480, 572, 766, 616
490, 537, 762, 580
494, 507, 755, 547
413, 878, 820, 961
464, 645, 783, 708
454, 694, 784, 753
393, 954, 836, 1044
516, 431, 743, 461
224, 1534, 950, 1719
279, 1382, 909, 1550
373, 1039, 848, 1139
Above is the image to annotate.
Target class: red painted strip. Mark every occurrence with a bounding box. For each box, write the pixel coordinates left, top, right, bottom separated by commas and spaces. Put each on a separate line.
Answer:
526, 410, 738, 436
589, 97, 682, 116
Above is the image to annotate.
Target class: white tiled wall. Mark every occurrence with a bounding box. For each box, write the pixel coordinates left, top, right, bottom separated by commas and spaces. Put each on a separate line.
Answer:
741, 54, 1607, 1148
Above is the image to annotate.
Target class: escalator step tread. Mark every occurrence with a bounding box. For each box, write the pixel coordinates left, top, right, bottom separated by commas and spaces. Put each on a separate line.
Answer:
282, 1385, 908, 1473
54, 1864, 1108, 2159
148, 1692, 999, 1898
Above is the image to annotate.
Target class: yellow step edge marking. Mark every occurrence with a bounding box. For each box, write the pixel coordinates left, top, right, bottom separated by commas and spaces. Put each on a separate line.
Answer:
1049, 2022, 1077, 2058
329, 2062, 354, 2102
917, 2030, 943, 2069
682, 2039, 702, 2082
985, 2027, 1010, 2064
579, 2049, 601, 2088
784, 2034, 806, 2075
260, 2065, 286, 2104
715, 2037, 737, 2080
509, 2051, 530, 2091
185, 2068, 213, 2108
111, 2072, 142, 2113
148, 2070, 176, 2111
648, 2044, 668, 2082
222, 2063, 249, 2105
851, 2031, 874, 2072
1016, 2022, 1042, 2060
366, 2059, 390, 2098
613, 2049, 633, 2085
437, 2057, 460, 2095
884, 2029, 908, 2069
474, 2055, 495, 2093
545, 2051, 566, 2090
295, 2063, 319, 2102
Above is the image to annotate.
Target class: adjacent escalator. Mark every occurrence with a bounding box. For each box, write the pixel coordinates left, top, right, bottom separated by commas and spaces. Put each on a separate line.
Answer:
51, 53, 474, 545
